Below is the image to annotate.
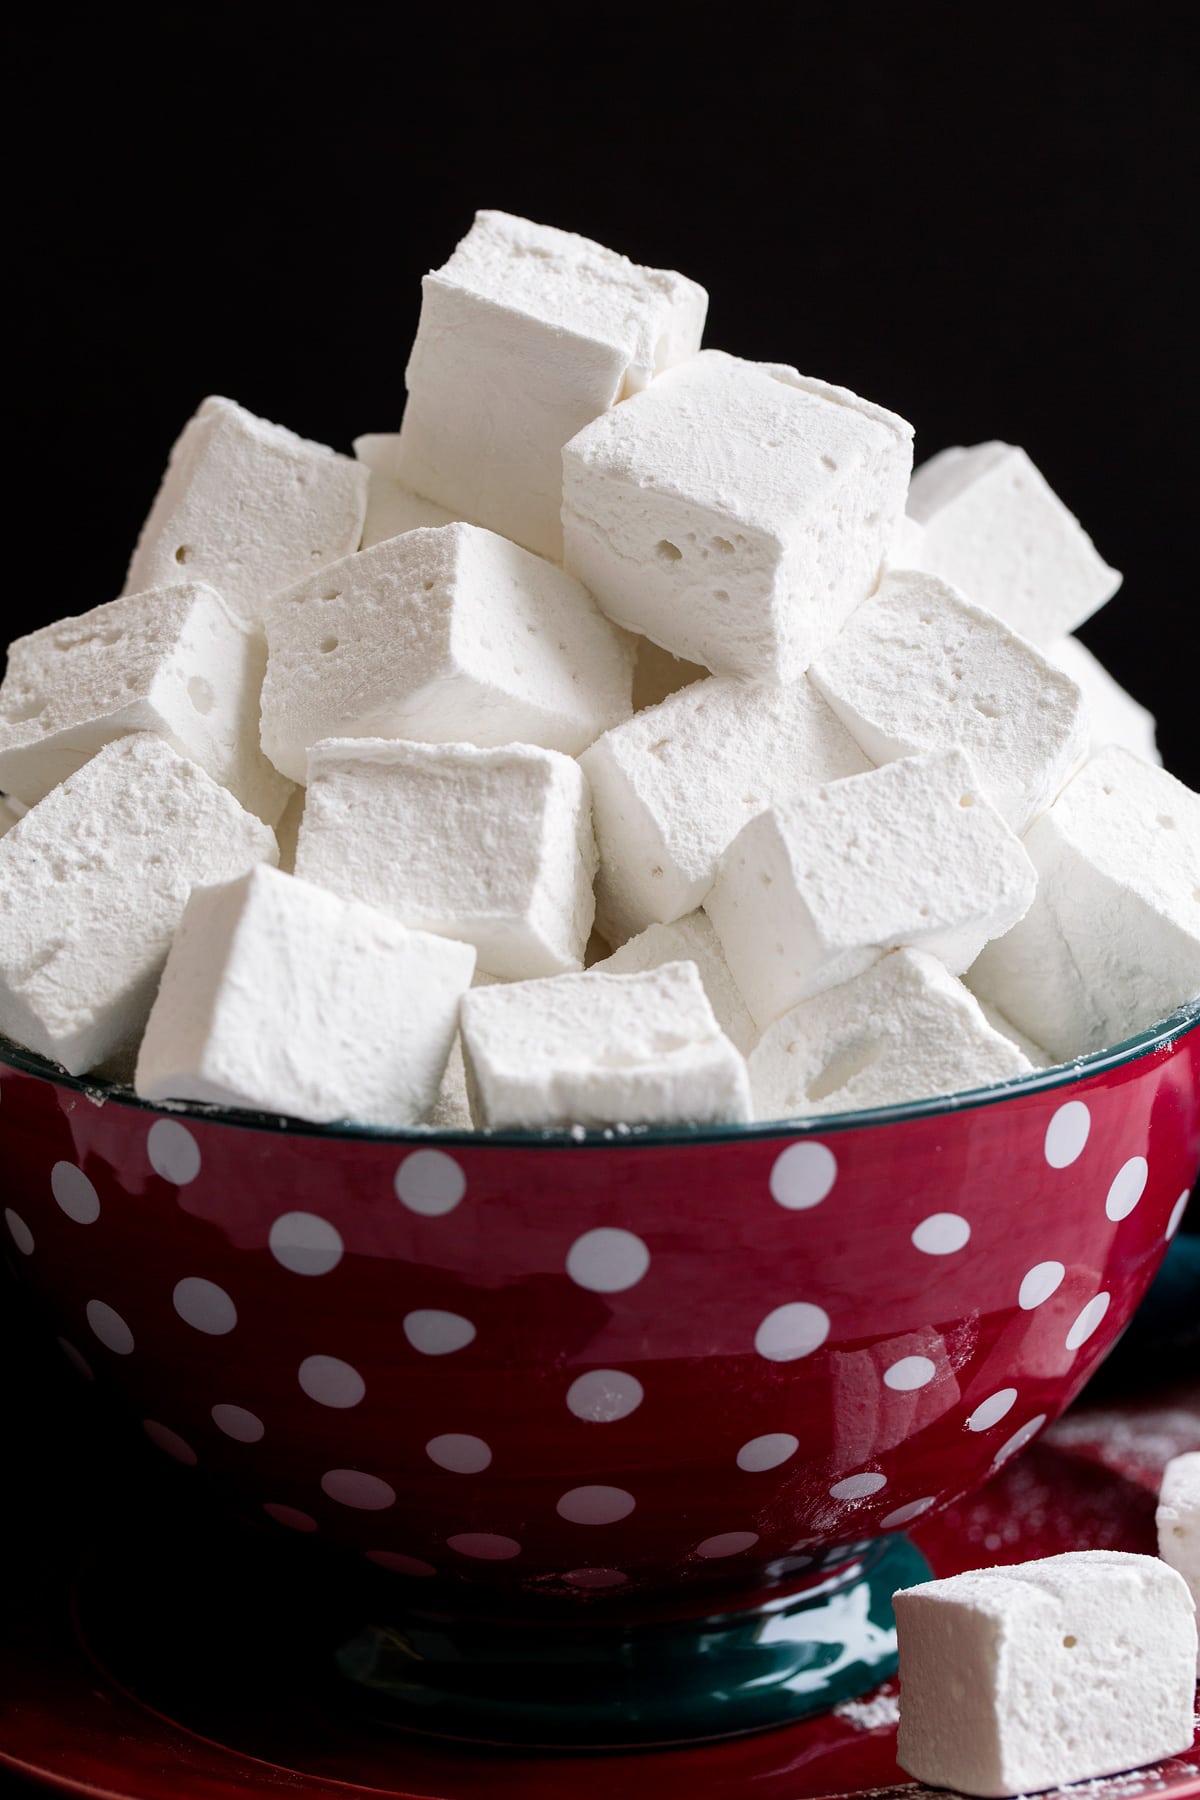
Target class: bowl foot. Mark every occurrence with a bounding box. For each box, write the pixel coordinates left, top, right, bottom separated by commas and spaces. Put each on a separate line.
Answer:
335, 1534, 932, 1747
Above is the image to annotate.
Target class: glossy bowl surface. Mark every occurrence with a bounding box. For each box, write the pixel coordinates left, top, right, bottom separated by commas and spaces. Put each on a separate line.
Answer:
1, 1005, 1197, 1621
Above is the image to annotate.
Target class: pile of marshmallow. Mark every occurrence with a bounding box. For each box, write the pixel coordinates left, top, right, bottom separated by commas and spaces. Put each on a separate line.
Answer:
1, 211, 1197, 1131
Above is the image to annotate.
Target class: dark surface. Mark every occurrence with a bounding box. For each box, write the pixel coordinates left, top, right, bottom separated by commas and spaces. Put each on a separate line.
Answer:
6, 5, 1197, 788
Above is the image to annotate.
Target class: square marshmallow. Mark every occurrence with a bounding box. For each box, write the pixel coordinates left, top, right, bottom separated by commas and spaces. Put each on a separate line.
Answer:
705, 749, 1037, 1028
590, 911, 757, 1053
1158, 1451, 1200, 1675
124, 396, 368, 624
352, 433, 459, 547
748, 949, 1032, 1121
260, 522, 634, 782
0, 734, 277, 1074
135, 865, 475, 1127
906, 441, 1122, 642
1044, 633, 1160, 766
894, 1550, 1197, 1796
810, 569, 1090, 833
295, 738, 597, 979
461, 961, 751, 1129
969, 745, 1200, 1059
579, 673, 870, 943
562, 351, 913, 682
395, 210, 707, 560
0, 583, 292, 824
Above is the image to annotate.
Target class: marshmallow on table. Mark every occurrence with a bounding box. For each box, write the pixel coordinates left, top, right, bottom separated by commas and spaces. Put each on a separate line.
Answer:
296, 738, 597, 979
0, 734, 277, 1075
1044, 633, 1160, 765
461, 961, 752, 1130
579, 673, 870, 943
1157, 1452, 1200, 1675
630, 636, 707, 712
0, 583, 293, 824
123, 397, 368, 625
906, 441, 1122, 643
748, 949, 1032, 1120
395, 210, 707, 560
810, 570, 1090, 833
562, 351, 913, 682
894, 1550, 1198, 1797
590, 911, 757, 1054
135, 865, 475, 1127
969, 745, 1200, 1059
260, 522, 634, 782
352, 433, 458, 547
705, 749, 1036, 1029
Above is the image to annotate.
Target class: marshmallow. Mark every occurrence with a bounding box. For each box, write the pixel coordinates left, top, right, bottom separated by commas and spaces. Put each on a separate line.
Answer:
894, 1550, 1198, 1797
0, 795, 20, 838
969, 746, 1200, 1059
590, 911, 757, 1053
886, 511, 926, 570
460, 961, 752, 1129
810, 570, 1090, 833
0, 583, 292, 824
630, 636, 707, 712
1158, 1452, 1200, 1675
135, 865, 474, 1127
562, 351, 913, 681
705, 750, 1036, 1028
1044, 633, 1160, 765
748, 949, 1031, 1120
966, 988, 1051, 1068
352, 433, 458, 547
260, 523, 634, 782
579, 674, 870, 943
395, 210, 707, 559
425, 971, 504, 1131
124, 396, 368, 624
0, 734, 277, 1074
906, 441, 1121, 642
295, 738, 597, 979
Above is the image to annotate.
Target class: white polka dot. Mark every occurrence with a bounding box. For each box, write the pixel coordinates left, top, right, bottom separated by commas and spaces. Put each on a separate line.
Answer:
321, 1469, 396, 1511
263, 1503, 317, 1533
394, 1149, 465, 1217
86, 1299, 134, 1355
696, 1530, 759, 1558
426, 1433, 492, 1474
967, 1387, 1018, 1431
57, 1338, 95, 1381
754, 1301, 830, 1362
51, 1161, 100, 1224
366, 1551, 436, 1577
403, 1310, 476, 1356
829, 1471, 887, 1500
1065, 1291, 1111, 1351
147, 1119, 202, 1185
564, 1567, 628, 1589
880, 1495, 937, 1529
911, 1212, 970, 1255
1044, 1101, 1091, 1169
211, 1403, 265, 1443
142, 1420, 198, 1465
556, 1485, 636, 1525
769, 1141, 837, 1210
1166, 1190, 1190, 1240
4, 1207, 33, 1255
173, 1277, 237, 1335
566, 1369, 644, 1423
1105, 1157, 1148, 1222
566, 1227, 650, 1293
268, 1212, 344, 1276
448, 1532, 521, 1560
736, 1432, 799, 1472
992, 1413, 1048, 1467
299, 1355, 365, 1409
883, 1355, 936, 1392
1018, 1261, 1066, 1310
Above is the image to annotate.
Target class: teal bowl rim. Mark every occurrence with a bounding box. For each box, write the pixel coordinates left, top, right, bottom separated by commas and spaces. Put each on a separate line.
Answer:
1, 997, 1197, 1152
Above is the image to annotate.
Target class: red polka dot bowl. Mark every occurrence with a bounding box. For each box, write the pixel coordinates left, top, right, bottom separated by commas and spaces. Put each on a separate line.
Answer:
1, 1002, 1197, 1741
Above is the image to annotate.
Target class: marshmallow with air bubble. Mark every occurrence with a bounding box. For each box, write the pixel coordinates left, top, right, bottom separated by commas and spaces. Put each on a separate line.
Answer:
295, 737, 597, 980
1157, 1452, 1200, 1676
562, 351, 913, 682
395, 210, 707, 561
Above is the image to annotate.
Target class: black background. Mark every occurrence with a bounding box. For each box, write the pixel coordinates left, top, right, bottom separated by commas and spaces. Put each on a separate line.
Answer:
7, 3, 1198, 787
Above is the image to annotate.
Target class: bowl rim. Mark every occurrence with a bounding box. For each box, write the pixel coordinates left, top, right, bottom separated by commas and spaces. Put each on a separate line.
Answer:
2, 998, 1197, 1151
